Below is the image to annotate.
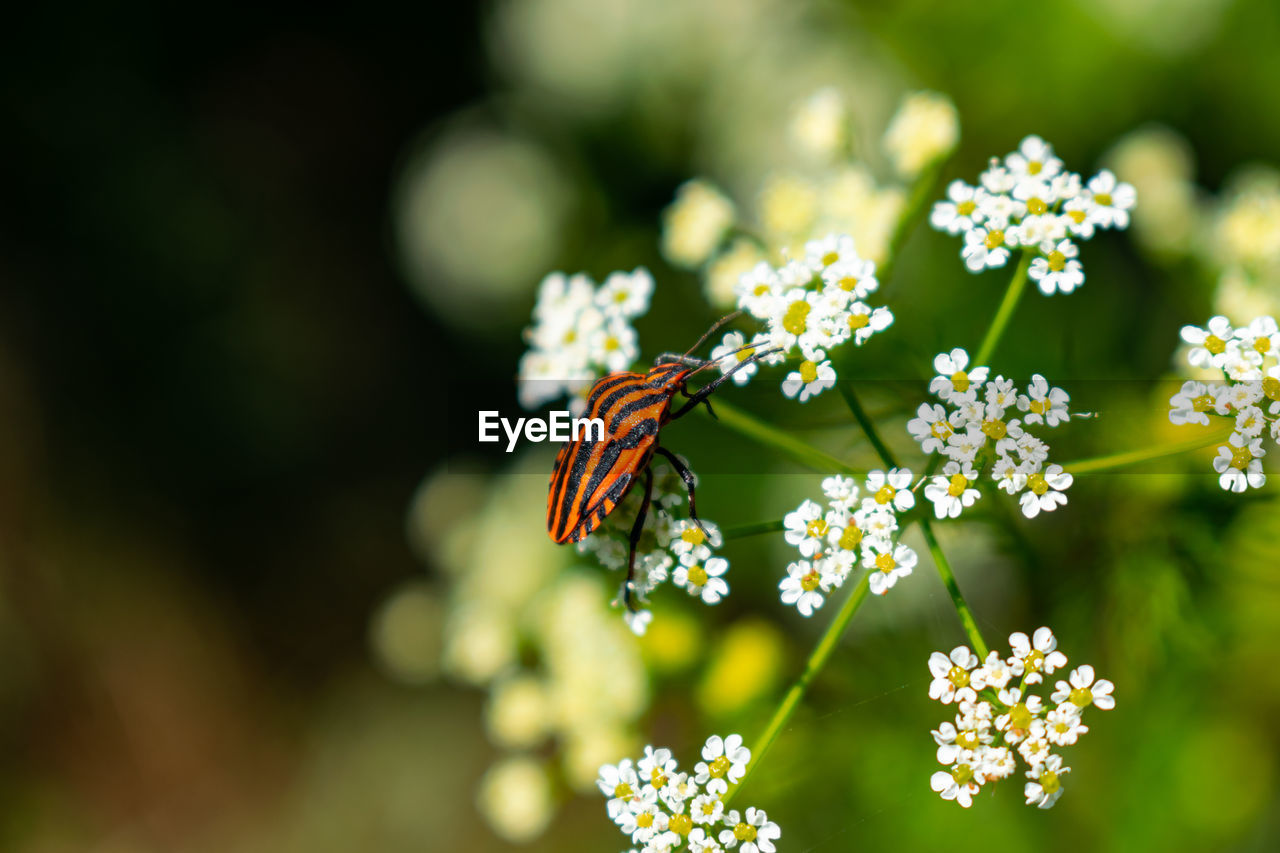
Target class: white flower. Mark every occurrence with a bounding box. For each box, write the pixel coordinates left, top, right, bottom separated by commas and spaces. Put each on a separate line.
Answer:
1051, 665, 1116, 710
673, 557, 729, 605
908, 402, 955, 454
962, 222, 1013, 271
931, 766, 981, 808
841, 302, 894, 345
624, 609, 653, 636
1017, 374, 1071, 426
782, 356, 837, 402
711, 331, 767, 387
930, 348, 990, 401
719, 807, 780, 853
690, 793, 725, 826
789, 87, 848, 162
598, 759, 641, 819
864, 542, 917, 595
861, 468, 915, 513
971, 650, 1015, 691
883, 90, 959, 177
1044, 705, 1089, 746
924, 461, 982, 519
735, 262, 784, 319
803, 233, 859, 272
1169, 380, 1215, 426
1212, 432, 1267, 492
1028, 239, 1085, 295
779, 560, 831, 617
662, 181, 735, 268
638, 746, 678, 791
1180, 316, 1236, 368
1006, 135, 1064, 182
929, 646, 981, 704
670, 521, 723, 560
621, 796, 668, 843
1019, 464, 1073, 518
1024, 754, 1070, 809
856, 505, 899, 546
695, 734, 750, 785
596, 268, 655, 318
1008, 627, 1069, 684
784, 499, 832, 558
821, 256, 879, 300
589, 316, 640, 372
821, 475, 861, 509
1085, 169, 1136, 229
931, 180, 986, 235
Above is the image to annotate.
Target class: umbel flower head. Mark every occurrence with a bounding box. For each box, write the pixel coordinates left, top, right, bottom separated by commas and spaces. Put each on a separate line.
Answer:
779, 471, 918, 612
908, 349, 1078, 519
598, 734, 780, 852
927, 628, 1114, 810
1169, 314, 1279, 492
930, 134, 1136, 295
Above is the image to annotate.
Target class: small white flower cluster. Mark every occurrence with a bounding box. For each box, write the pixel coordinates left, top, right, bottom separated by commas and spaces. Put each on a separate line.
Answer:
930, 135, 1136, 295
780, 471, 919, 609
709, 233, 893, 404
598, 735, 780, 853
517, 268, 655, 412
908, 348, 1075, 520
927, 628, 1115, 810
1170, 315, 1280, 492
575, 459, 731, 634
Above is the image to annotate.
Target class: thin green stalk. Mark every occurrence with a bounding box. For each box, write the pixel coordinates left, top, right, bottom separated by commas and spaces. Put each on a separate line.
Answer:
1060, 425, 1236, 475
919, 518, 989, 659
877, 155, 949, 287
700, 399, 863, 477
723, 572, 872, 805
974, 250, 1032, 366
722, 519, 785, 540
838, 384, 988, 657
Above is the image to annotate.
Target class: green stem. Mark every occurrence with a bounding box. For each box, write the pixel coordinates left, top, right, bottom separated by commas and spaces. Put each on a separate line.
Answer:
1060, 425, 1235, 475
877, 155, 948, 287
974, 251, 1032, 366
918, 518, 989, 658
838, 384, 988, 657
723, 572, 872, 805
701, 399, 864, 477
722, 519, 785, 540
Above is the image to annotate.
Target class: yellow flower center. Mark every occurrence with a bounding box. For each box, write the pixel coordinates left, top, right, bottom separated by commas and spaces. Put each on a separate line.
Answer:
1028, 161, 1043, 175
1068, 209, 1086, 223
1228, 442, 1253, 470
1255, 337, 1272, 354
947, 473, 969, 497
604, 335, 620, 351
1094, 192, 1113, 206
838, 276, 859, 291
798, 360, 819, 384
1027, 197, 1048, 216
1029, 399, 1048, 414
651, 768, 668, 788
957, 200, 976, 216
736, 347, 756, 362
700, 800, 717, 816
953, 763, 975, 785
753, 283, 771, 296
806, 518, 828, 538
821, 250, 840, 266
875, 552, 896, 573
848, 312, 870, 330
874, 485, 896, 505
1204, 334, 1227, 355
984, 229, 1006, 250
1028, 473, 1049, 496
670, 814, 692, 836
734, 823, 758, 842
1047, 250, 1066, 272
687, 564, 709, 587
614, 782, 634, 800
1039, 770, 1061, 794
838, 526, 862, 550
682, 527, 706, 546
1009, 703, 1033, 730
636, 812, 654, 828
956, 730, 981, 749
709, 756, 732, 778
1024, 649, 1045, 672
931, 420, 954, 440
800, 569, 822, 592
564, 329, 577, 344
1264, 376, 1280, 401
1069, 686, 1094, 707
782, 300, 811, 335
1191, 393, 1216, 412
951, 371, 970, 392
981, 418, 1007, 440
948, 665, 970, 688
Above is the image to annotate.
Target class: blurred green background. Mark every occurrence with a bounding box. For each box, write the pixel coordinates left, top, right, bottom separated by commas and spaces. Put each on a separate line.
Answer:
2, 1, 1279, 851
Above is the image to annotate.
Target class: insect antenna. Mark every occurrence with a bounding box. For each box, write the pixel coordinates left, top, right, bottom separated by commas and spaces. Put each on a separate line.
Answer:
681, 310, 744, 357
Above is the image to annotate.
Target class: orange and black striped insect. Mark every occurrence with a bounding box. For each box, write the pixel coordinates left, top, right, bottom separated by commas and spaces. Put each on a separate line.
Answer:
546, 313, 778, 610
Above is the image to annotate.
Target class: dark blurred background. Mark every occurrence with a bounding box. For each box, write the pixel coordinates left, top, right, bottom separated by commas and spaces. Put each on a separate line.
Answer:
2, 1, 1280, 851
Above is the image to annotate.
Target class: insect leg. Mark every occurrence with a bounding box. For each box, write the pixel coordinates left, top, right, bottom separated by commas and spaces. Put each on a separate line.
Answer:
669, 347, 782, 420
653, 353, 706, 367
622, 466, 655, 612
654, 446, 707, 537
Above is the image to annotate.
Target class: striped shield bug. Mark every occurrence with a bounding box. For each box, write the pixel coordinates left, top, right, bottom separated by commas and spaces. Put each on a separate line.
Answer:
546, 312, 779, 610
